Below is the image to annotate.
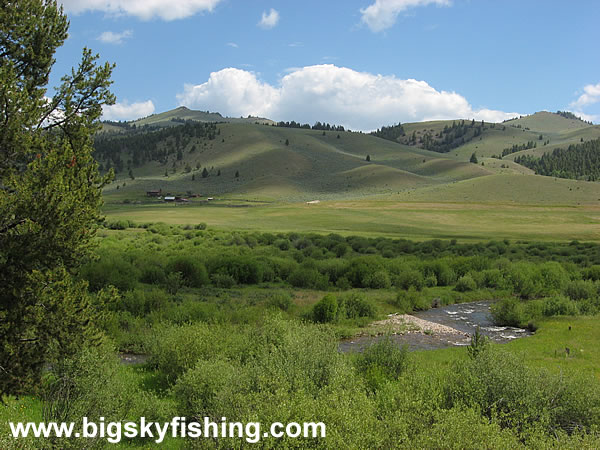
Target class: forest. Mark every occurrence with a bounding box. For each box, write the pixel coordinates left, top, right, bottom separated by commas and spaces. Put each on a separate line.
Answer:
515, 138, 600, 181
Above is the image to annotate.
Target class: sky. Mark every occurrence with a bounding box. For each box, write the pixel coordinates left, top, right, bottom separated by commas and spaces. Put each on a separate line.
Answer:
51, 0, 600, 131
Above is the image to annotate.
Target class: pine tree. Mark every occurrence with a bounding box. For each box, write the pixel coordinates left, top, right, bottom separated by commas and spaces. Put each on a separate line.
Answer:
202, 167, 209, 178
366, 155, 371, 162
470, 152, 478, 164
235, 170, 240, 178
0, 0, 116, 396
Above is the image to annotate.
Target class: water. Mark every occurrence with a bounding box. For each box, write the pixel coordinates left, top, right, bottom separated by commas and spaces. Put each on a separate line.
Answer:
339, 300, 532, 353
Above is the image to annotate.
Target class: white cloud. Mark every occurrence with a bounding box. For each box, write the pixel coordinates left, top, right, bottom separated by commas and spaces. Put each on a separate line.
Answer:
176, 65, 520, 130
177, 69, 280, 118
258, 8, 280, 29
60, 0, 222, 21
360, 0, 451, 32
102, 100, 155, 121
570, 82, 600, 109
226, 42, 239, 48
97, 30, 133, 45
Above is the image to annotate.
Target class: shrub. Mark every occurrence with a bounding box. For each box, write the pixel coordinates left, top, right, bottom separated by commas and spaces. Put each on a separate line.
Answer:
139, 264, 166, 285
490, 298, 527, 327
168, 256, 209, 288
288, 267, 328, 289
507, 262, 542, 299
266, 292, 293, 311
542, 296, 580, 316
339, 293, 377, 319
455, 274, 477, 292
365, 270, 392, 289
445, 346, 600, 438
355, 337, 409, 391
120, 288, 169, 316
312, 294, 338, 323
209, 255, 264, 284
393, 288, 429, 313
211, 273, 236, 288
564, 280, 596, 301
480, 269, 505, 289
80, 253, 140, 291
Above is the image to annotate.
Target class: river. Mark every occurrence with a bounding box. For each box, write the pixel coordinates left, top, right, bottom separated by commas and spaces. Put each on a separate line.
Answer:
339, 300, 532, 352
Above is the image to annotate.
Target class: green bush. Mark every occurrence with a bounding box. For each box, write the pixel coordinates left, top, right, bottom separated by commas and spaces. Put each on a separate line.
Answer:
345, 293, 377, 319
139, 264, 166, 285
355, 337, 409, 391
312, 294, 338, 323
564, 280, 596, 300
490, 297, 527, 327
445, 346, 600, 439
168, 256, 209, 288
120, 288, 169, 316
542, 296, 580, 316
455, 274, 477, 292
211, 273, 236, 288
209, 255, 264, 284
393, 287, 429, 313
365, 270, 391, 289
80, 253, 140, 292
288, 267, 328, 289
266, 292, 293, 311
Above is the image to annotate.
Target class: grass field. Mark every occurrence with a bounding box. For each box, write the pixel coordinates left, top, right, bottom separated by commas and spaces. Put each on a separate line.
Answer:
104, 197, 600, 242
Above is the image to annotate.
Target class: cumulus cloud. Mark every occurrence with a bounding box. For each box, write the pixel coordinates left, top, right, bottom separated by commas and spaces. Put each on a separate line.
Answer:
360, 0, 451, 32
570, 82, 600, 109
258, 8, 280, 29
102, 100, 155, 121
60, 0, 222, 21
97, 30, 133, 45
176, 65, 520, 130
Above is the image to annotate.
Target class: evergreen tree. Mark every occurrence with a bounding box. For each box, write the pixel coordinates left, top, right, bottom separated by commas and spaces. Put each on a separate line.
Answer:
470, 152, 478, 164
285, 139, 289, 146
0, 0, 115, 396
235, 170, 240, 178
366, 155, 371, 162
202, 167, 209, 178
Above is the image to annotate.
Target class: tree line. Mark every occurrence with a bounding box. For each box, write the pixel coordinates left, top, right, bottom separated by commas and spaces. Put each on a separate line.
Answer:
93, 121, 218, 173
274, 120, 346, 131
515, 138, 600, 181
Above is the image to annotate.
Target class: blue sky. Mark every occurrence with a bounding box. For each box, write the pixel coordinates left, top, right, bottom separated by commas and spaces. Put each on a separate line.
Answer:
53, 0, 600, 130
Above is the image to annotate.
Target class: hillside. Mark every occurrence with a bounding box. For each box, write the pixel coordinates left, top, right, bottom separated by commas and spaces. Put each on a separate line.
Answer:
100, 121, 493, 202
97, 109, 599, 207
131, 106, 275, 128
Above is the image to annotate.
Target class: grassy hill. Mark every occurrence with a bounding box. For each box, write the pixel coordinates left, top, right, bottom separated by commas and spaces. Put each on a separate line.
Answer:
502, 111, 592, 133
130, 106, 275, 128
102, 122, 494, 203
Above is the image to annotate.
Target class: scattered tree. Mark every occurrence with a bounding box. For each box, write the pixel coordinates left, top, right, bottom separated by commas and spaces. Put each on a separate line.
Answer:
470, 152, 478, 164
366, 155, 371, 162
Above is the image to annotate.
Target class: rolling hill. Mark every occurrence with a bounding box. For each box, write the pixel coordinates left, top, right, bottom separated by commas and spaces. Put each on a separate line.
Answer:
97, 108, 599, 207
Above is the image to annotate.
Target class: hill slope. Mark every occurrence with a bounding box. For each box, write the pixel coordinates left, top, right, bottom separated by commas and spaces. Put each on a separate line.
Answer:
100, 122, 492, 202
97, 110, 599, 206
